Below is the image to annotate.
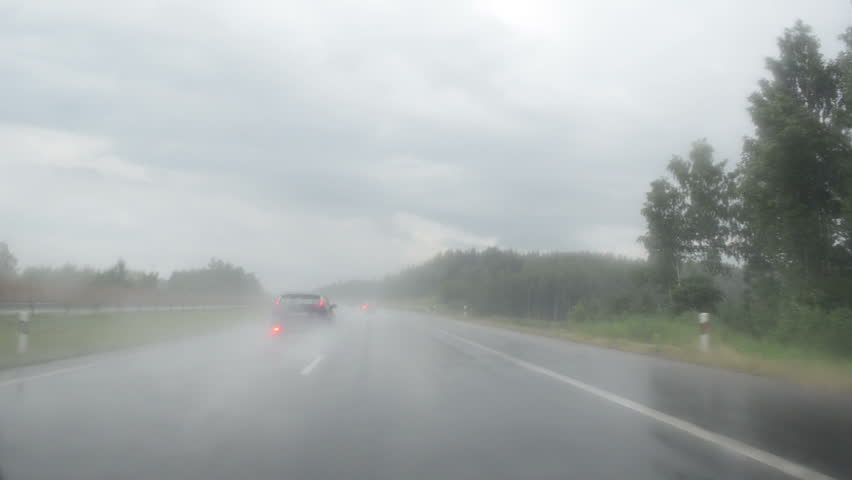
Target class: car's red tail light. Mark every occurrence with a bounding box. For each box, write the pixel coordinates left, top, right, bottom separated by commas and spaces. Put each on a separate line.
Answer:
318, 298, 325, 307
275, 299, 280, 306
270, 325, 282, 335
362, 304, 368, 310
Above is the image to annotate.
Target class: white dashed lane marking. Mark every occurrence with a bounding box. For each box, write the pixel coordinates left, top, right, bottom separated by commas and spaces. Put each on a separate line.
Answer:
300, 355, 324, 376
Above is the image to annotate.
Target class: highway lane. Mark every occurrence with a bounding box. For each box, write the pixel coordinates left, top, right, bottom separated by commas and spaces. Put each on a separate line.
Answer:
0, 309, 849, 480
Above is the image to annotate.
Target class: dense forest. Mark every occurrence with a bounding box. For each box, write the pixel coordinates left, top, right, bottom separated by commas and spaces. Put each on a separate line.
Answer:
0, 243, 264, 307
325, 248, 719, 318
386, 250, 649, 319
327, 20, 852, 354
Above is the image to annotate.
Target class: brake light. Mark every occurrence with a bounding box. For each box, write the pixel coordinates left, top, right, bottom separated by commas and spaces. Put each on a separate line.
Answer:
270, 325, 282, 335
318, 299, 325, 307
275, 299, 280, 306
362, 304, 368, 310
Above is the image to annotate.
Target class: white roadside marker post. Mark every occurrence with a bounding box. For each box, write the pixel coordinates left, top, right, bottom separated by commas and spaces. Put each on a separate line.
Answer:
17, 310, 30, 354
699, 312, 710, 353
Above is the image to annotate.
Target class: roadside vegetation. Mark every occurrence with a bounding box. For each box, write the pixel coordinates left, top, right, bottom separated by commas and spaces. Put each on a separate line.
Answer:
327, 20, 852, 389
0, 244, 264, 308
428, 305, 852, 391
0, 246, 266, 369
0, 309, 253, 370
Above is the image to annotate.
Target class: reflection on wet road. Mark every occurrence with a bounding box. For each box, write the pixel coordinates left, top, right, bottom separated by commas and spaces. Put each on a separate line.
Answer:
0, 309, 848, 480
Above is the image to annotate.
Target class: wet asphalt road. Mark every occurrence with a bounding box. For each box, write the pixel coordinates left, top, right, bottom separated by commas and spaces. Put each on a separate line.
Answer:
0, 309, 850, 480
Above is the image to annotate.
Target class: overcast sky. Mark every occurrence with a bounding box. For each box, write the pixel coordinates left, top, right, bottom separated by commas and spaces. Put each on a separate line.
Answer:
1, 0, 850, 289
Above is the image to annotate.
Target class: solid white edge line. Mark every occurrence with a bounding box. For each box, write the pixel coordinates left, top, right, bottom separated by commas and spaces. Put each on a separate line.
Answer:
300, 355, 324, 376
436, 328, 836, 480
0, 363, 96, 388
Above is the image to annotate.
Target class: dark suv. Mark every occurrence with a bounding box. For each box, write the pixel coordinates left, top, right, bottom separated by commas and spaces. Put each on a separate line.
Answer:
270, 293, 335, 335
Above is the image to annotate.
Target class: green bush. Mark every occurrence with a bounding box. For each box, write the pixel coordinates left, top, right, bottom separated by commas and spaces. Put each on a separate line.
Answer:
727, 300, 852, 356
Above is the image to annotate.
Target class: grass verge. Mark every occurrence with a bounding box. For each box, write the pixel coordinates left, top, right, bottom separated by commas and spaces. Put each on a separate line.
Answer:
398, 301, 852, 391
0, 308, 253, 370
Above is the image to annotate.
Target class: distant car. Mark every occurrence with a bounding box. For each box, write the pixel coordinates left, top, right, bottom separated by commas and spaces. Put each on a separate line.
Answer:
270, 293, 336, 336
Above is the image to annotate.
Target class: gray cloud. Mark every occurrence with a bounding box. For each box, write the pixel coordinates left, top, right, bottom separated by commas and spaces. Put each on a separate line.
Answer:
1, 0, 850, 288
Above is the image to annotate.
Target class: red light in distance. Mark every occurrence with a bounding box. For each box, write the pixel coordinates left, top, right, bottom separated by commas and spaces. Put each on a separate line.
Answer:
270, 325, 282, 335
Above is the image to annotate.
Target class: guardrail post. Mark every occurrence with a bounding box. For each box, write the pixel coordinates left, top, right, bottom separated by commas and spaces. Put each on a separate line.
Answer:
699, 312, 710, 352
18, 310, 30, 354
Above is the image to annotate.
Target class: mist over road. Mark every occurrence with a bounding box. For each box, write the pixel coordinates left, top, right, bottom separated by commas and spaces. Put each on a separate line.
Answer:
0, 309, 849, 480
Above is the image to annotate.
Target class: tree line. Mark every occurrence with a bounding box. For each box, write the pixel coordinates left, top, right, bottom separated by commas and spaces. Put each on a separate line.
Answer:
327, 20, 852, 355
392, 249, 648, 320
641, 20, 852, 350
325, 248, 653, 318
325, 247, 736, 318
0, 242, 264, 307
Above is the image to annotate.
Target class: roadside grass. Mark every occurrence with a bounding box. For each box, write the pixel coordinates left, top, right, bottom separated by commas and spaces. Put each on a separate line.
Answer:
395, 301, 852, 391
0, 308, 254, 370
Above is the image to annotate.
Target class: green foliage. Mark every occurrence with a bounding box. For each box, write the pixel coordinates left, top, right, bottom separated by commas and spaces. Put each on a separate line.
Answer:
168, 257, 262, 297
668, 140, 735, 275
328, 247, 649, 322
641, 141, 735, 288
92, 259, 132, 288
736, 20, 852, 298
0, 243, 263, 305
716, 297, 852, 356
640, 178, 686, 289
20, 260, 160, 293
766, 304, 852, 355
0, 242, 18, 302
671, 275, 723, 313
0, 242, 17, 278
638, 20, 852, 349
